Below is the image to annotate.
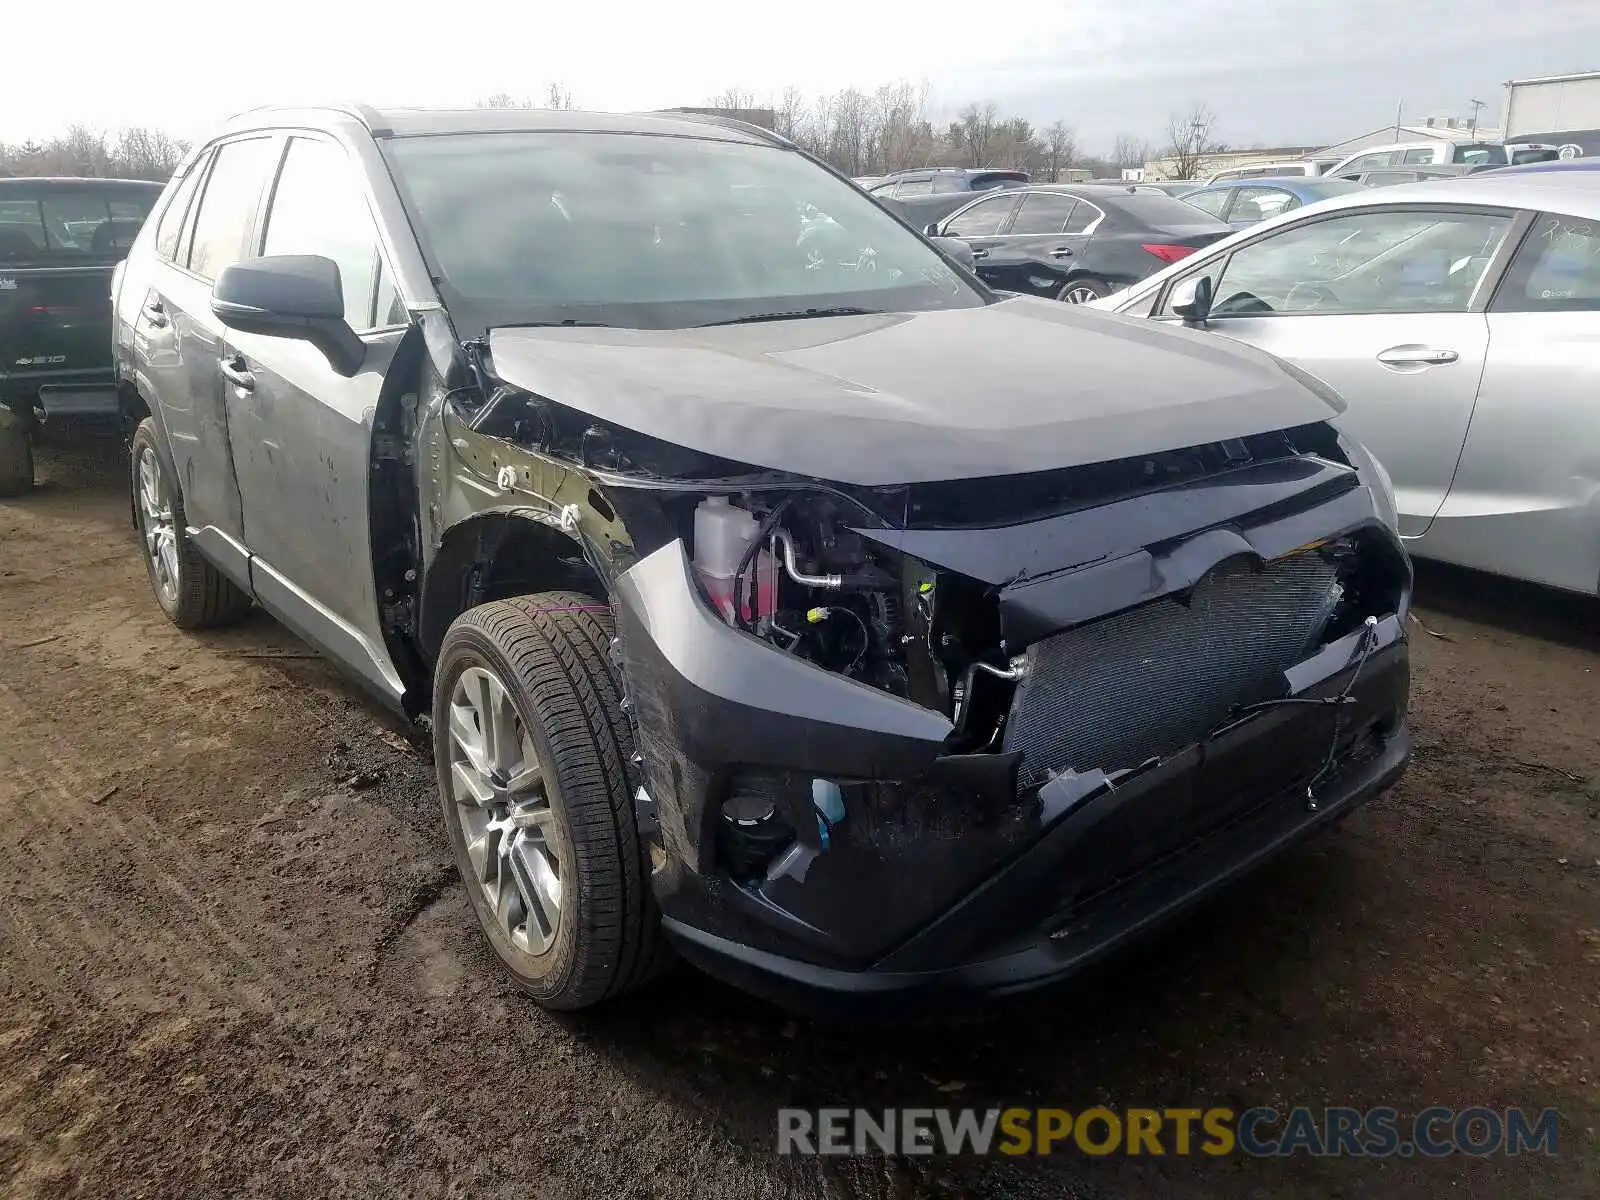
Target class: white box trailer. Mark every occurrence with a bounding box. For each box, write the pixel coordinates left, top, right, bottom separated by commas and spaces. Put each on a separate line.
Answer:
1504, 71, 1600, 155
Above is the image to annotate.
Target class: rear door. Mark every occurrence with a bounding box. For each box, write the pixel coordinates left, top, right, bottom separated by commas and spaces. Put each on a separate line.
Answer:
1153, 204, 1522, 537
222, 133, 409, 701
1431, 210, 1600, 593
137, 135, 280, 581
938, 191, 1024, 283
979, 190, 1082, 295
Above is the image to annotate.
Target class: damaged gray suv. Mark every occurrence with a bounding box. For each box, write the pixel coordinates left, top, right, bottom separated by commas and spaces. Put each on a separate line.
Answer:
113, 105, 1412, 1013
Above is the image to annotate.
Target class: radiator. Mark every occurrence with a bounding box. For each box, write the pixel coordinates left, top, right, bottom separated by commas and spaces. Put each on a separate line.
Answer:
1003, 553, 1343, 785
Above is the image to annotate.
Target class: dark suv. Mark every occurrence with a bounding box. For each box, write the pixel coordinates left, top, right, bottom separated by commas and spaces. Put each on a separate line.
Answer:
0, 176, 161, 493
114, 105, 1411, 1013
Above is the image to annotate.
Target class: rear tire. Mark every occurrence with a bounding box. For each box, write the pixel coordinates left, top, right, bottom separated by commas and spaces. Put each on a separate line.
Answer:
433, 592, 670, 1010
131, 418, 251, 629
0, 404, 34, 497
1057, 277, 1112, 304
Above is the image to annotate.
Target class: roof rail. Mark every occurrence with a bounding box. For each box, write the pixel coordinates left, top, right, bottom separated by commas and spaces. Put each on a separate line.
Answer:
653, 110, 794, 149
222, 101, 392, 137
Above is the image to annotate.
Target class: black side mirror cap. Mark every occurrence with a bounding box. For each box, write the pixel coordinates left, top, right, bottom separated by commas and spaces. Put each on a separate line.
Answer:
212, 254, 365, 377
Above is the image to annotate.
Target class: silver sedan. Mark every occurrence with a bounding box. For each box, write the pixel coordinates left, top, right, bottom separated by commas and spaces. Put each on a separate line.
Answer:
1092, 175, 1600, 597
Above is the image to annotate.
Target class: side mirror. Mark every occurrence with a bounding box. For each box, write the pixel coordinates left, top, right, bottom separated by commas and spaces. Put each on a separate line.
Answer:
211, 254, 365, 377
932, 235, 976, 271
923, 221, 941, 237
1170, 274, 1214, 326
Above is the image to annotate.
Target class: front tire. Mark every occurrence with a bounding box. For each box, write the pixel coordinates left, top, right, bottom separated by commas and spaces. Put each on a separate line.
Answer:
0, 403, 34, 497
1057, 277, 1112, 304
131, 418, 251, 628
433, 592, 669, 1010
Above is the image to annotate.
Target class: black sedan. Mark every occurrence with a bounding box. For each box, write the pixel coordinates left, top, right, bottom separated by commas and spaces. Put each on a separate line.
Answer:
926, 185, 1232, 303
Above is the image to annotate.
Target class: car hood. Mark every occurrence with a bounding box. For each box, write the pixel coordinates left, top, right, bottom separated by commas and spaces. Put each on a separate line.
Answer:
485, 295, 1342, 486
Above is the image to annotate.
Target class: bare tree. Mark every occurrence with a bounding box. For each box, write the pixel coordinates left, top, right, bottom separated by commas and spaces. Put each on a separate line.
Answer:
709, 88, 757, 112
947, 102, 999, 167
874, 80, 933, 171
546, 83, 575, 110
1044, 121, 1077, 181
773, 86, 809, 144
1163, 103, 1221, 180
1110, 134, 1153, 171
476, 91, 523, 109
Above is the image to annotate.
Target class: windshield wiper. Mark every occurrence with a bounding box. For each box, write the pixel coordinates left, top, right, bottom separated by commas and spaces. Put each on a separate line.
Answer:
696, 306, 883, 327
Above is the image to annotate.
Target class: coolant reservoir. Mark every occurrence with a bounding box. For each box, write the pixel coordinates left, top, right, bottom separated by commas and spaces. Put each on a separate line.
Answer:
693, 496, 776, 624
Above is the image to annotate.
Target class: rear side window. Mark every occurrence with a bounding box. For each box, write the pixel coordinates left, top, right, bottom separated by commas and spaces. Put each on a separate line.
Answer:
261, 136, 388, 329
1402, 148, 1436, 164
0, 185, 156, 263
895, 179, 934, 197
188, 137, 276, 281
1492, 213, 1600, 312
1009, 192, 1077, 235
1183, 190, 1228, 218
155, 162, 207, 261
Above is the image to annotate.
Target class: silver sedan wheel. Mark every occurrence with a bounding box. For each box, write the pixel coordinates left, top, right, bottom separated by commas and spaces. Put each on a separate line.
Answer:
446, 666, 564, 957
1061, 284, 1103, 304
137, 446, 179, 606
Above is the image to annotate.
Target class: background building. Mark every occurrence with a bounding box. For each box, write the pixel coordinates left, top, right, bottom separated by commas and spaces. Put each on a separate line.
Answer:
1503, 70, 1600, 154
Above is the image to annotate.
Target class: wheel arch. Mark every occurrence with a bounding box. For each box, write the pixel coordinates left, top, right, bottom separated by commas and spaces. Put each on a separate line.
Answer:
419, 510, 610, 673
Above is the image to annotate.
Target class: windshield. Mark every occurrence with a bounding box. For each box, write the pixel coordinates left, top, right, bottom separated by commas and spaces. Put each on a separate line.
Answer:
385, 131, 986, 331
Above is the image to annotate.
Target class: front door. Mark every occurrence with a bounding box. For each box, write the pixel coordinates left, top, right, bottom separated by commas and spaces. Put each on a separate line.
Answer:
981, 191, 1089, 296
222, 133, 410, 703
1156, 204, 1520, 537
938, 191, 1023, 287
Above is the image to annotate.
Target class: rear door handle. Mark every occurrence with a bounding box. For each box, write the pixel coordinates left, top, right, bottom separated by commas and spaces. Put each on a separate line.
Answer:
144, 298, 169, 328
1049, 247, 1074, 258
1377, 346, 1459, 366
219, 355, 255, 393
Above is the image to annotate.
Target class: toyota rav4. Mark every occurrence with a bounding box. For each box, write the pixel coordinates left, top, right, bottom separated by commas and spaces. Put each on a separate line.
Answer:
112, 105, 1411, 1013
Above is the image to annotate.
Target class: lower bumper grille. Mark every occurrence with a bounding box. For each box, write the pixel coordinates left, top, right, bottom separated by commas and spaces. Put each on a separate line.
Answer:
1003, 553, 1342, 784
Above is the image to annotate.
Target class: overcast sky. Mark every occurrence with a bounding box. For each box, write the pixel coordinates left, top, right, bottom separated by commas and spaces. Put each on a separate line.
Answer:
3, 0, 1596, 151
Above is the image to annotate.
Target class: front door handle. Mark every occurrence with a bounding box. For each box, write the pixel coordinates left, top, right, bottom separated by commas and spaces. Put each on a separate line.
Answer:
1049, 247, 1074, 258
1377, 346, 1459, 366
219, 355, 255, 392
970, 248, 990, 259
143, 298, 169, 328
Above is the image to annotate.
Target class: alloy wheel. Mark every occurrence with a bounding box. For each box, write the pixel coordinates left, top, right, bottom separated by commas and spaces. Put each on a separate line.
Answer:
445, 666, 564, 957
137, 446, 179, 606
1062, 285, 1103, 304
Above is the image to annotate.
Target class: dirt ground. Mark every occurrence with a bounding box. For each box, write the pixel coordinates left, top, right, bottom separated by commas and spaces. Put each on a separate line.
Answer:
2, 432, 1597, 1200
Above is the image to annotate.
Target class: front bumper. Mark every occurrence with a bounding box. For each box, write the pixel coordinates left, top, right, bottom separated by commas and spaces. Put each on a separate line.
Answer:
665, 717, 1406, 1015
612, 483, 1411, 1014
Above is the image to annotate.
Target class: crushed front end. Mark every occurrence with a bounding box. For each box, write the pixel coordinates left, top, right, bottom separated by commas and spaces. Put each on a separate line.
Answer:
609, 423, 1411, 1013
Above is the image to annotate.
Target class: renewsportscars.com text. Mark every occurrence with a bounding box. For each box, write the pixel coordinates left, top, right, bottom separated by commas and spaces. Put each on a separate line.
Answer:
777, 1106, 1559, 1158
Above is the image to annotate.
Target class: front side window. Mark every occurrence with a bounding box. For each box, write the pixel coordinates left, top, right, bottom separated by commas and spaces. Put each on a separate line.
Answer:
1344, 151, 1397, 172
188, 137, 277, 280
944, 193, 1019, 237
261, 137, 387, 329
1402, 148, 1436, 165
1163, 208, 1513, 318
386, 131, 984, 331
1009, 192, 1077, 235
1452, 143, 1505, 165
1491, 213, 1600, 312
